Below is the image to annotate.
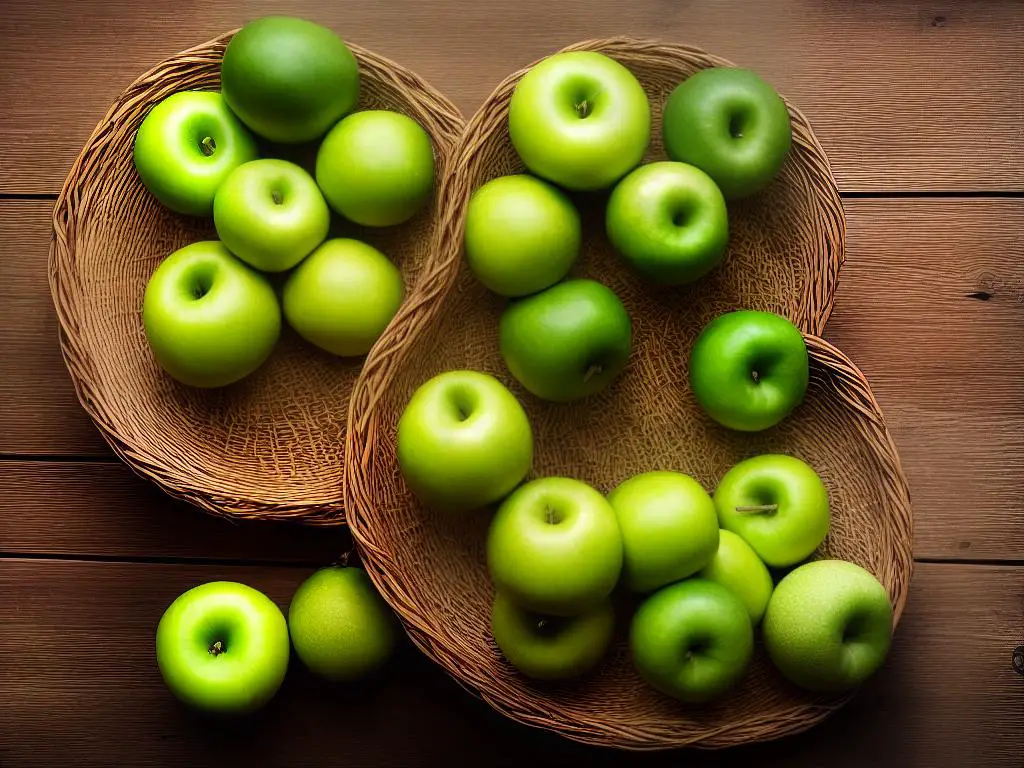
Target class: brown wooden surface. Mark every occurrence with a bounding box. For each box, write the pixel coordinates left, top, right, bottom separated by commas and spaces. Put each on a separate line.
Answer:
1, 1, 1022, 765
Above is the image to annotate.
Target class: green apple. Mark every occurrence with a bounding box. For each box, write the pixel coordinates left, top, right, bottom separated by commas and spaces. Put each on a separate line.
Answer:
133, 91, 258, 216
491, 592, 614, 680
213, 158, 330, 273
662, 67, 792, 199
155, 581, 289, 714
714, 454, 830, 568
221, 16, 359, 143
509, 51, 650, 190
698, 529, 774, 625
690, 310, 809, 431
142, 241, 281, 388
397, 370, 533, 514
763, 560, 893, 692
316, 110, 435, 227
283, 239, 404, 357
487, 477, 623, 616
288, 566, 399, 682
631, 579, 753, 703
607, 471, 719, 593
606, 161, 729, 285
500, 279, 632, 402
464, 174, 581, 297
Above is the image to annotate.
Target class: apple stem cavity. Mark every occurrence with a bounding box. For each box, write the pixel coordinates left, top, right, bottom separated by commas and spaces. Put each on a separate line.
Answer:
209, 640, 225, 657
735, 503, 779, 515
582, 364, 603, 383
200, 136, 217, 157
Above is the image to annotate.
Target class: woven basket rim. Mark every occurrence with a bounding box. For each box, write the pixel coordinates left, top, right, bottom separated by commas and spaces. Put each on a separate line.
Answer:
48, 30, 464, 523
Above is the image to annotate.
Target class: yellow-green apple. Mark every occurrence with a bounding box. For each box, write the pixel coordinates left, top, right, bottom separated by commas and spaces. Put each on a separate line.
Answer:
606, 161, 729, 285
491, 592, 614, 680
714, 454, 830, 568
464, 174, 581, 297
397, 370, 533, 514
631, 579, 753, 703
763, 560, 893, 692
698, 529, 774, 625
607, 471, 719, 593
133, 91, 258, 216
690, 310, 809, 431
288, 567, 398, 682
221, 16, 359, 143
213, 158, 330, 273
662, 67, 791, 199
283, 239, 404, 357
509, 51, 650, 190
316, 110, 435, 226
142, 241, 281, 388
487, 477, 623, 616
500, 279, 632, 402
155, 581, 289, 714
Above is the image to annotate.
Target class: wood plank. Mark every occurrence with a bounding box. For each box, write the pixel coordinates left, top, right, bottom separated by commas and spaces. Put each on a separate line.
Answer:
0, 560, 1020, 766
0, 460, 350, 562
0, 0, 1021, 194
826, 199, 1024, 561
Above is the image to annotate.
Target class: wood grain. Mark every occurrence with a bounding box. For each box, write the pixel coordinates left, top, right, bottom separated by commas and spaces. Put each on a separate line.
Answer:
0, 461, 349, 562
825, 199, 1024, 561
0, 559, 1020, 767
9, 199, 1023, 559
1, 0, 1022, 194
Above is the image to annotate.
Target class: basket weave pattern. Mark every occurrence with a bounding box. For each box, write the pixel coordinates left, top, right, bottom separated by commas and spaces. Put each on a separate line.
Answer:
50, 31, 463, 523
346, 39, 911, 749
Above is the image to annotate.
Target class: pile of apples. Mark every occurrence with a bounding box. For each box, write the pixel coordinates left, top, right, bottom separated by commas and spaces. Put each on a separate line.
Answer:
135, 16, 435, 388
397, 51, 893, 702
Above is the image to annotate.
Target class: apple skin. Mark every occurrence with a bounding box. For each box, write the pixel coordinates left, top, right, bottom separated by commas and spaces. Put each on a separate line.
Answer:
221, 16, 359, 144
464, 174, 581, 297
213, 158, 330, 273
133, 91, 258, 217
606, 161, 729, 285
500, 279, 632, 402
509, 51, 651, 191
690, 310, 809, 431
763, 560, 893, 692
155, 581, 290, 714
142, 241, 281, 388
487, 477, 623, 616
397, 370, 533, 514
607, 471, 719, 593
316, 110, 435, 227
491, 592, 614, 680
283, 239, 404, 357
662, 67, 792, 199
698, 529, 774, 625
288, 567, 398, 682
630, 579, 753, 703
714, 453, 830, 568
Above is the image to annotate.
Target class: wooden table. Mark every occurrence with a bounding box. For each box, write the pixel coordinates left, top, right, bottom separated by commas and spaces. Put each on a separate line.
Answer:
2, 1, 1022, 765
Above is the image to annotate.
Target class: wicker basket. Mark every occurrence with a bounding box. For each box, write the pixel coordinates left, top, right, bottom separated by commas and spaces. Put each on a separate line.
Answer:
346, 39, 910, 748
49, 31, 463, 524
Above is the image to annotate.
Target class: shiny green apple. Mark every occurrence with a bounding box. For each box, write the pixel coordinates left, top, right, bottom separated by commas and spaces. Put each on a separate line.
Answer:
142, 241, 281, 388
698, 529, 774, 625
133, 91, 257, 216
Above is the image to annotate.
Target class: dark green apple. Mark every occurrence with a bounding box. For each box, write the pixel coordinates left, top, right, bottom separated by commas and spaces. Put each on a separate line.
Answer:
606, 161, 729, 285
491, 592, 614, 680
509, 51, 650, 190
689, 310, 808, 431
500, 279, 632, 402
221, 16, 359, 144
662, 67, 792, 199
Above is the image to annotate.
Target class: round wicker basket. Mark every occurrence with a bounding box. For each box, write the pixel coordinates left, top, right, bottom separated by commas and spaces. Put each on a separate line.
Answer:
49, 31, 463, 524
346, 39, 909, 748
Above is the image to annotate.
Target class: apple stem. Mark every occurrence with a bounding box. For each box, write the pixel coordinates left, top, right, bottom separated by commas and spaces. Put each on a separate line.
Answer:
750, 370, 760, 384
200, 136, 216, 157
735, 504, 779, 515
271, 190, 284, 205
209, 640, 225, 656
575, 99, 590, 119
583, 364, 603, 383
